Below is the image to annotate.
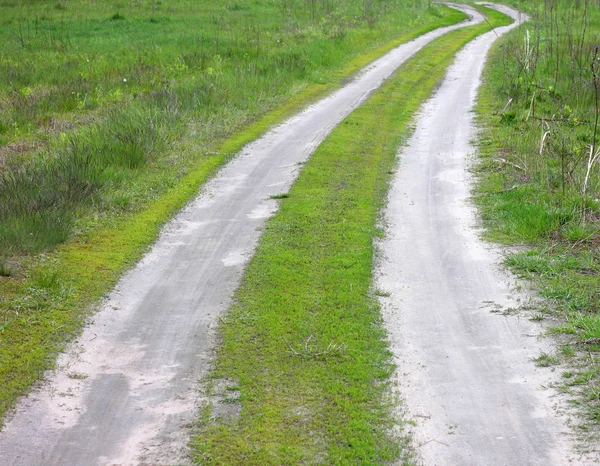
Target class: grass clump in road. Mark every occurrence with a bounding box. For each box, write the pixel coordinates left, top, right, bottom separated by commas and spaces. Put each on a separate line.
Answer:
0, 1, 468, 426
192, 9, 513, 464
474, 0, 600, 428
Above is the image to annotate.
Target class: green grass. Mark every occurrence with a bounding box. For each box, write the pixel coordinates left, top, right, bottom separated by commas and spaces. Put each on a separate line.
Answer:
191, 9, 513, 464
0, 1, 468, 426
0, 0, 462, 254
474, 0, 600, 428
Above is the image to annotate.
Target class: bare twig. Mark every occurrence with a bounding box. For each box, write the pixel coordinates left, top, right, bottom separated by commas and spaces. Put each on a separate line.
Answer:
540, 130, 551, 155
580, 338, 600, 346
585, 45, 600, 195
526, 91, 536, 122
493, 158, 524, 171
287, 335, 346, 359
483, 16, 499, 39
416, 433, 450, 448
583, 145, 600, 195
531, 116, 570, 122
500, 97, 513, 114
570, 229, 599, 250
589, 352, 598, 370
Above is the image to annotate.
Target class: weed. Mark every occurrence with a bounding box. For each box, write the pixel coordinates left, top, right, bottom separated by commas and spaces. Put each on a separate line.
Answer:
0, 259, 12, 277
561, 345, 576, 358
32, 267, 61, 291
534, 352, 560, 367
475, 0, 600, 427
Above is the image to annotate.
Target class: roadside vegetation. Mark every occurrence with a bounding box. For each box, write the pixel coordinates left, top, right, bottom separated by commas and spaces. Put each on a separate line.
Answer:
0, 0, 466, 425
475, 0, 600, 430
192, 8, 512, 464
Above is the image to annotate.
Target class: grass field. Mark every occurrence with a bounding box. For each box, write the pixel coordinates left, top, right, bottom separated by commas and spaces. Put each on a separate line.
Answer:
0, 0, 466, 426
475, 0, 600, 428
0, 0, 451, 255
192, 8, 513, 464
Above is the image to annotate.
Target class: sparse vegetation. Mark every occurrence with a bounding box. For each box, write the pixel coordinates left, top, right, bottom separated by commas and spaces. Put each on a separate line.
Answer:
475, 0, 600, 428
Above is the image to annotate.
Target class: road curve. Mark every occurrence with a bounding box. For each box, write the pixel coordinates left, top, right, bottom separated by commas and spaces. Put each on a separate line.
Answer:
376, 4, 594, 465
0, 6, 484, 466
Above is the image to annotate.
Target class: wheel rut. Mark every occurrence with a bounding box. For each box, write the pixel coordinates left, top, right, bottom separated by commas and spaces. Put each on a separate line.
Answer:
0, 5, 484, 465
376, 4, 594, 465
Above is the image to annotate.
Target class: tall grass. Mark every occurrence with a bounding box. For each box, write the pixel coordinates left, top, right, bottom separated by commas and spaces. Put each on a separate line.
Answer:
0, 108, 174, 252
0, 0, 446, 254
486, 0, 600, 213
0, 0, 435, 143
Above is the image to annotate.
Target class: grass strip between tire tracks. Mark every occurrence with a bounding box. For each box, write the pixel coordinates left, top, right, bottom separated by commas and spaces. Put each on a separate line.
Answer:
192, 7, 512, 465
0, 8, 467, 426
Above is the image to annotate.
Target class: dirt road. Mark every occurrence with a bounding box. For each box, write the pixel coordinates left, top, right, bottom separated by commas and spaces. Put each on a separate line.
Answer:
376, 4, 594, 465
0, 6, 484, 465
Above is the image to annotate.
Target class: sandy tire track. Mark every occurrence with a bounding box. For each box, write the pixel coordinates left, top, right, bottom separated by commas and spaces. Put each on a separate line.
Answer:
0, 5, 484, 466
376, 4, 597, 465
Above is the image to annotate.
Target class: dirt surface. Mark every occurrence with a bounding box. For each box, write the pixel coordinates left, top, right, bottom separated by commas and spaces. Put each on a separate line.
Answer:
0, 6, 484, 466
376, 4, 598, 465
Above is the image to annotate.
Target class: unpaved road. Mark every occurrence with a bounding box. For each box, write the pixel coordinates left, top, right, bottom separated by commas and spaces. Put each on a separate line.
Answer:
0, 6, 484, 466
377, 4, 597, 465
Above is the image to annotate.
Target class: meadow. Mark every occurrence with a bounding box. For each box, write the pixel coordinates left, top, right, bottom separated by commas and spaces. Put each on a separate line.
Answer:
475, 0, 600, 427
0, 0, 443, 255
0, 0, 460, 425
